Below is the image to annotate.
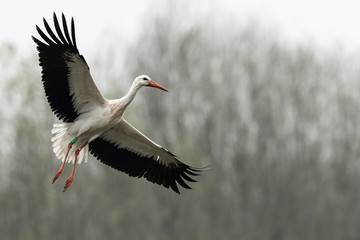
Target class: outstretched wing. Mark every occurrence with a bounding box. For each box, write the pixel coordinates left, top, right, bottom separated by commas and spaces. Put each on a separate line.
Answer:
89, 119, 202, 193
32, 13, 106, 122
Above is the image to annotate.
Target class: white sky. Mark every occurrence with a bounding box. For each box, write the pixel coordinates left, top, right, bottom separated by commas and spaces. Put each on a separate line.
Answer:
1, 0, 360, 56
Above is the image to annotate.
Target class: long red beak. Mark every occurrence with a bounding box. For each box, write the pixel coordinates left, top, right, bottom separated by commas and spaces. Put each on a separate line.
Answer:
147, 80, 169, 92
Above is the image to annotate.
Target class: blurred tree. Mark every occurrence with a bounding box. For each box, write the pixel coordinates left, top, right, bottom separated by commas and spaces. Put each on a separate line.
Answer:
2, 3, 360, 240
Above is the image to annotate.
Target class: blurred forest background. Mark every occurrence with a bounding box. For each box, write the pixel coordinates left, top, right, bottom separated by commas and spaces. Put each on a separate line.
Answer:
2, 3, 360, 240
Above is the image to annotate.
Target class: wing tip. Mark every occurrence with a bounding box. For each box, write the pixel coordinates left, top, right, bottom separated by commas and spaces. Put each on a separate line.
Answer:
34, 12, 79, 51
162, 162, 208, 194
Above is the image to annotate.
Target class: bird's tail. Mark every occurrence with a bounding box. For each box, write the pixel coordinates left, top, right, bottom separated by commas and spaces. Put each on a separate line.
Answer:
51, 123, 89, 164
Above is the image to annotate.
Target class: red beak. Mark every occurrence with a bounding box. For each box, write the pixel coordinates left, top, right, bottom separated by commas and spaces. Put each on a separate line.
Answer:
147, 80, 169, 92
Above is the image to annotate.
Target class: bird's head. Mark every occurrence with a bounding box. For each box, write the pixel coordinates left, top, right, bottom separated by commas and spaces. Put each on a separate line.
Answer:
135, 75, 169, 92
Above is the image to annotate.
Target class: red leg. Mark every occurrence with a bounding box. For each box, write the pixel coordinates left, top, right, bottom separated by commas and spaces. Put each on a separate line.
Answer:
52, 143, 72, 184
63, 143, 87, 192
63, 149, 80, 192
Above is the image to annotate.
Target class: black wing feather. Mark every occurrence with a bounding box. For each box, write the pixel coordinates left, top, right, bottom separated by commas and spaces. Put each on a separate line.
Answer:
32, 13, 83, 122
43, 18, 62, 45
36, 25, 56, 46
71, 18, 78, 49
53, 14, 68, 44
62, 13, 73, 46
89, 138, 200, 194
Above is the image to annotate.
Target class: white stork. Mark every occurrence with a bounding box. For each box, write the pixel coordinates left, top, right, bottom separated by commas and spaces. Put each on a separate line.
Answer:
32, 13, 202, 193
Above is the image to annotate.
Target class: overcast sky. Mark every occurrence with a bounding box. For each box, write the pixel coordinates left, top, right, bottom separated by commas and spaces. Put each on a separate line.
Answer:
1, 0, 360, 56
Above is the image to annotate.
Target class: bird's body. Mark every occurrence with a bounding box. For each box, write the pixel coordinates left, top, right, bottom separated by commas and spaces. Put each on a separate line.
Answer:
51, 75, 153, 165
33, 13, 202, 193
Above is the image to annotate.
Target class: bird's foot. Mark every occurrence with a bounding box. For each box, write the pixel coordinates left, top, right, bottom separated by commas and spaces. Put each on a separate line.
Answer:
63, 177, 73, 192
52, 170, 62, 184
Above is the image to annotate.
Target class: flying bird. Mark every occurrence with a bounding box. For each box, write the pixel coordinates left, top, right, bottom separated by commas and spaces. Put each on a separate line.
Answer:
32, 13, 202, 193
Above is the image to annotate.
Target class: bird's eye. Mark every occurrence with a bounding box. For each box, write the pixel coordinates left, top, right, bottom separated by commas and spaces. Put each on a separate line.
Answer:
143, 77, 149, 81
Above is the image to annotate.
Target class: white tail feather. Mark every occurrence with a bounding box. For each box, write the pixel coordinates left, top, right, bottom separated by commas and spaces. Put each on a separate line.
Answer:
51, 123, 89, 164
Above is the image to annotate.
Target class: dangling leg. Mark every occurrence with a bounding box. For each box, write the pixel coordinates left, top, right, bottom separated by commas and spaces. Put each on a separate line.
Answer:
52, 137, 78, 184
63, 143, 87, 192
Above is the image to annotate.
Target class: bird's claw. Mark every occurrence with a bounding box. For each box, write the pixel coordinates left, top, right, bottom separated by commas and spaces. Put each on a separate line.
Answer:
52, 171, 62, 184
63, 177, 73, 192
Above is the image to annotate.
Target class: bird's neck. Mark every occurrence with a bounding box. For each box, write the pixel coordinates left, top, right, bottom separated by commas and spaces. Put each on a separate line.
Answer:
109, 82, 141, 123
122, 81, 141, 107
